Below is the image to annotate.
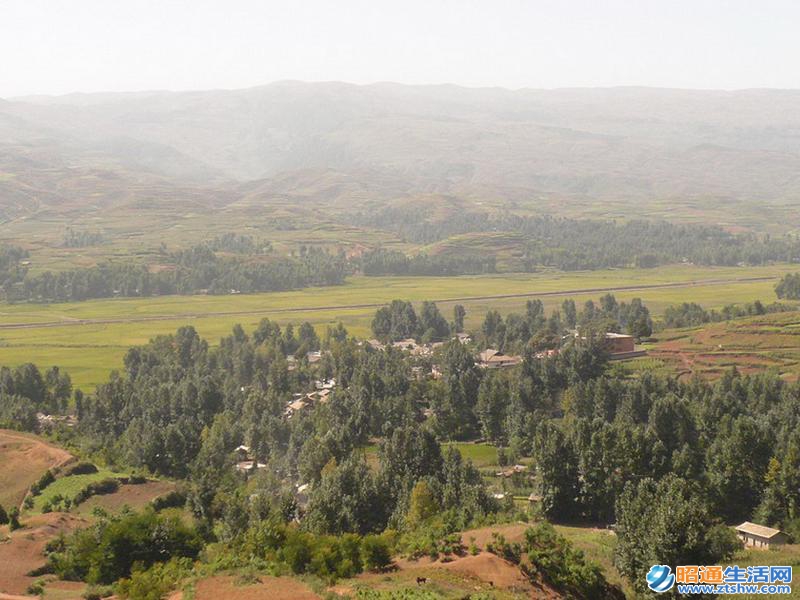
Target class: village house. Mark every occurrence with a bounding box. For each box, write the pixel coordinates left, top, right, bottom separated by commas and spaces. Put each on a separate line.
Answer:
735, 522, 789, 549
603, 333, 647, 360
477, 349, 523, 369
495, 464, 528, 478
604, 332, 635, 353
365, 339, 385, 350
233, 445, 266, 473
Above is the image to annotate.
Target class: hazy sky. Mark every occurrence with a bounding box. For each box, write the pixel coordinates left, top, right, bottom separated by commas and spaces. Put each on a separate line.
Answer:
2, 0, 800, 97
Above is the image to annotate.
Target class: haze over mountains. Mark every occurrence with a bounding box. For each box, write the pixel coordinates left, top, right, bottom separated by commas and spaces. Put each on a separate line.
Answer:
2, 81, 800, 226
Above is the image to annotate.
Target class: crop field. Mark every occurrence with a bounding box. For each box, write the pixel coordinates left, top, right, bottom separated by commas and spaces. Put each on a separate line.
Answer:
0, 263, 796, 390
28, 467, 128, 514
645, 311, 800, 380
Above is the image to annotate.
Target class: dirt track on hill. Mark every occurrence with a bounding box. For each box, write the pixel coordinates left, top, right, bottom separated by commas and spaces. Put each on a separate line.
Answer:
0, 275, 775, 331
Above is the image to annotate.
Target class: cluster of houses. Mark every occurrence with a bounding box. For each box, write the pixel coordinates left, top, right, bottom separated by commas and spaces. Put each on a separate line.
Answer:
286, 350, 326, 371
284, 378, 336, 417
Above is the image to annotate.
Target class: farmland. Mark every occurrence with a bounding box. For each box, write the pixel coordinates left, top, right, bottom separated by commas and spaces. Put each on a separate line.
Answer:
0, 263, 795, 390
646, 310, 800, 380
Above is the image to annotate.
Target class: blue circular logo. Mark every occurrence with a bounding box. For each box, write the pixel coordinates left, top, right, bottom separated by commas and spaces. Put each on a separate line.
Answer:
646, 565, 675, 593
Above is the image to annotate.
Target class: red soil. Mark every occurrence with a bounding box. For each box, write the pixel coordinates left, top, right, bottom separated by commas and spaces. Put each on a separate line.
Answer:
0, 430, 73, 509
0, 512, 88, 596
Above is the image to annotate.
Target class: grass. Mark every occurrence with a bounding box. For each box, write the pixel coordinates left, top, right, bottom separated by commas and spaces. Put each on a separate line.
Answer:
553, 524, 633, 598
725, 545, 800, 599
443, 442, 498, 468
28, 468, 127, 514
0, 263, 795, 390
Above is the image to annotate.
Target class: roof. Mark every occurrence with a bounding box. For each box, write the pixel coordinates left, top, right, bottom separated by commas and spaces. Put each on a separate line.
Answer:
735, 521, 784, 539
605, 332, 633, 339
479, 349, 500, 362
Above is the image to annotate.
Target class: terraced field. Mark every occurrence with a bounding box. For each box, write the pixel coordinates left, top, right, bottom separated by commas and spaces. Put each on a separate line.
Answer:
647, 311, 800, 380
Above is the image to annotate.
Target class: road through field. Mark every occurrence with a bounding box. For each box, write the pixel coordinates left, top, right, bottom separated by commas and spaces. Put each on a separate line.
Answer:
0, 275, 774, 331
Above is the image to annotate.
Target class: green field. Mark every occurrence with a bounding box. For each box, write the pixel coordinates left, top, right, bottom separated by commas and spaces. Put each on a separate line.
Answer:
28, 467, 127, 514
0, 263, 796, 390
442, 442, 499, 467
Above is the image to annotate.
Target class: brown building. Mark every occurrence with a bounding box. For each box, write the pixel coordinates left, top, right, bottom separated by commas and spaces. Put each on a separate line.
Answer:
478, 349, 523, 369
604, 332, 635, 354
735, 522, 789, 549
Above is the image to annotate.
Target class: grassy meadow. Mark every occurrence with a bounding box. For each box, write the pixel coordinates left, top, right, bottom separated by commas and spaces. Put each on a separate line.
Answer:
0, 263, 796, 390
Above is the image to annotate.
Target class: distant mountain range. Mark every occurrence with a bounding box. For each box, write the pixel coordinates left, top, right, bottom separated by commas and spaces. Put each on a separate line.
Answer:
2, 81, 800, 229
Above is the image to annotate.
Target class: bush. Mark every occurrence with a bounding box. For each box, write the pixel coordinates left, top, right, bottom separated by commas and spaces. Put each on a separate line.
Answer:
114, 557, 193, 600
362, 534, 392, 571
707, 524, 742, 560
26, 580, 45, 596
37, 469, 56, 491
65, 462, 99, 477
73, 478, 120, 505
151, 490, 186, 512
0, 503, 7, 525
9, 507, 21, 531
521, 522, 614, 598
83, 585, 113, 600
49, 509, 202, 584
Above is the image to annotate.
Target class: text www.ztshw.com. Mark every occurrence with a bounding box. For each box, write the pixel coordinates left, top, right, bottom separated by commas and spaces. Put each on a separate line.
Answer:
677, 583, 791, 594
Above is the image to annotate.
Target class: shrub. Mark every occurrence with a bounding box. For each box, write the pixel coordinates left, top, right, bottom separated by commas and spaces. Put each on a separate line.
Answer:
362, 534, 392, 571
49, 509, 202, 584
707, 524, 742, 561
114, 557, 193, 600
36, 469, 56, 492
73, 478, 120, 505
83, 585, 113, 600
26, 580, 45, 596
521, 522, 612, 598
9, 507, 21, 531
151, 490, 186, 512
0, 503, 7, 525
65, 462, 99, 477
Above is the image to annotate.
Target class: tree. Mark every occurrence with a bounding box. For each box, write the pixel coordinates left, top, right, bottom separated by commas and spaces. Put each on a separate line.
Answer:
562, 299, 577, 329
775, 272, 800, 299
435, 340, 481, 439
304, 455, 385, 535
706, 416, 772, 522
371, 300, 419, 341
533, 422, 579, 520
407, 480, 439, 526
419, 301, 450, 341
615, 476, 725, 597
476, 371, 508, 443
453, 304, 466, 333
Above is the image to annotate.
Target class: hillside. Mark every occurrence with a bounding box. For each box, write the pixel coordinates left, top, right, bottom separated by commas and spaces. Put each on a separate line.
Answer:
2, 83, 800, 248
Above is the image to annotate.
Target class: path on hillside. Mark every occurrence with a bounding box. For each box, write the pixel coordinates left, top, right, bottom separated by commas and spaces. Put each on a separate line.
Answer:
0, 275, 775, 331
